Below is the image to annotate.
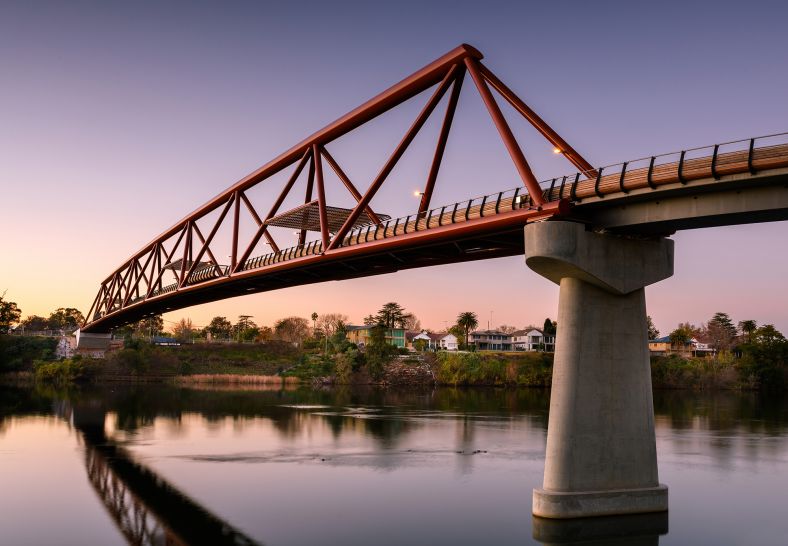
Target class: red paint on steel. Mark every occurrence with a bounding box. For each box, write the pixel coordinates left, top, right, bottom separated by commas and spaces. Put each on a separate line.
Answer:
312, 143, 330, 250
320, 146, 382, 224
478, 63, 597, 179
327, 64, 460, 250
464, 58, 544, 205
419, 68, 464, 215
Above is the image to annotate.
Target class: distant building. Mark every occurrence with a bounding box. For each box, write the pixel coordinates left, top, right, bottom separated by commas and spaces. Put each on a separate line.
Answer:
511, 329, 555, 352
469, 330, 512, 351
438, 333, 458, 351
648, 336, 715, 357
346, 325, 406, 348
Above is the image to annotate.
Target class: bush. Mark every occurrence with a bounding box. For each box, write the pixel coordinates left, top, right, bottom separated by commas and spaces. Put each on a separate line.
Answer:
33, 357, 101, 384
0, 335, 58, 372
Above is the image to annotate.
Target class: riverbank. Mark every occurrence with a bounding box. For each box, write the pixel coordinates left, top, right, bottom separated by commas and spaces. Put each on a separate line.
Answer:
2, 335, 786, 391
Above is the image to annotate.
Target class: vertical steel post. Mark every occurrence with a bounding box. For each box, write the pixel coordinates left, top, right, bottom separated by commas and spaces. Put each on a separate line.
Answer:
312, 143, 330, 251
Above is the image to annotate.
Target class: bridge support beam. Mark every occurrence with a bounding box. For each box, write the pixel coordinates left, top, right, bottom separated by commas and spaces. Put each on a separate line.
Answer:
525, 221, 672, 519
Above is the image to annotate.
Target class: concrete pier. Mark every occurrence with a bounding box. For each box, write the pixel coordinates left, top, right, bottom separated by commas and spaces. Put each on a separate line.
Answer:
525, 221, 672, 519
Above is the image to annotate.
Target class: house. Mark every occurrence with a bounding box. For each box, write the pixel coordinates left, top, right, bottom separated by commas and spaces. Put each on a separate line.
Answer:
346, 325, 406, 348
438, 333, 458, 351
469, 330, 512, 351
511, 329, 555, 352
648, 336, 716, 357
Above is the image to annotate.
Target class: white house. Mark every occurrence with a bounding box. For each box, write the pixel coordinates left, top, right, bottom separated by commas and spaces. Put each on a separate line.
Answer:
511, 329, 555, 352
438, 333, 458, 351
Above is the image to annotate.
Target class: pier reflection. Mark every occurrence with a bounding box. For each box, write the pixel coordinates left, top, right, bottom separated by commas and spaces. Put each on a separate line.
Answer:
71, 402, 261, 546
533, 512, 668, 545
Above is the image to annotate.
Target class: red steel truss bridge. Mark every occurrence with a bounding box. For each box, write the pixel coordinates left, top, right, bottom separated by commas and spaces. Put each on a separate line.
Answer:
82, 44, 788, 332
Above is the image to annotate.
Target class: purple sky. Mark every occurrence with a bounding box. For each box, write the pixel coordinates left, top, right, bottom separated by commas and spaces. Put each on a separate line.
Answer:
2, 0, 787, 335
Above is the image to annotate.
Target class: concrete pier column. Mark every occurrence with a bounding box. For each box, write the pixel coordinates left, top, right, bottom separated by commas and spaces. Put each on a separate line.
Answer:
525, 221, 672, 519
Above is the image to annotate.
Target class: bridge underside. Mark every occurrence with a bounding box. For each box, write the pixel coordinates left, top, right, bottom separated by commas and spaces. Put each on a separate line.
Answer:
86, 223, 529, 332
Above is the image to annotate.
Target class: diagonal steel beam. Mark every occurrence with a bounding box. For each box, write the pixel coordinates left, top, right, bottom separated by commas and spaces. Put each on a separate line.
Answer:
464, 57, 544, 205
320, 146, 382, 224
184, 196, 234, 283
328, 63, 460, 250
478, 62, 597, 179
419, 67, 465, 214
233, 150, 311, 272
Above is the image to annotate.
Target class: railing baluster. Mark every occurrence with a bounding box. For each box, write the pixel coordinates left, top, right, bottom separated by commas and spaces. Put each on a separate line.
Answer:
619, 162, 629, 194
438, 205, 446, 226
647, 157, 657, 189
465, 200, 471, 221
678, 150, 687, 184
494, 191, 503, 213
558, 176, 567, 200
451, 202, 459, 223
570, 172, 580, 201
747, 138, 756, 174
711, 144, 720, 179
479, 195, 488, 217
594, 167, 605, 198
548, 178, 557, 201
512, 187, 520, 210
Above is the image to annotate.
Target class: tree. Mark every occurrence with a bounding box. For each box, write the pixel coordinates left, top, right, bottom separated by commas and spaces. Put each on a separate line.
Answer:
456, 311, 479, 346
704, 312, 737, 351
363, 314, 377, 326
233, 316, 259, 342
499, 324, 517, 334
669, 326, 693, 352
21, 315, 48, 332
234, 315, 254, 342
542, 318, 557, 336
404, 313, 421, 332
206, 316, 233, 340
0, 295, 22, 331
311, 312, 318, 335
738, 319, 757, 344
134, 315, 164, 339
754, 324, 786, 345
274, 316, 310, 346
646, 316, 660, 340
172, 318, 195, 342
375, 302, 411, 329
317, 313, 348, 339
46, 308, 84, 331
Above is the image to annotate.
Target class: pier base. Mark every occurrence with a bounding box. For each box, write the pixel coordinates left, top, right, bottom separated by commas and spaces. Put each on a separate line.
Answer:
525, 221, 672, 519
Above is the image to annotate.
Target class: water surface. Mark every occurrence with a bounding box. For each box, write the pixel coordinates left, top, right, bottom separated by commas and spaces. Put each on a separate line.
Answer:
1, 384, 787, 545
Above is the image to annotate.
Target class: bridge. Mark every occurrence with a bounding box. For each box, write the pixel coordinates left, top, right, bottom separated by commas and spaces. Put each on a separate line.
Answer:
78, 44, 788, 520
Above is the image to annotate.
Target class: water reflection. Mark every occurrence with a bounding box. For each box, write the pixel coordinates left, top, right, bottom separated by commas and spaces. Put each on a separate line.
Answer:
533, 512, 668, 545
3, 383, 788, 545
71, 401, 261, 546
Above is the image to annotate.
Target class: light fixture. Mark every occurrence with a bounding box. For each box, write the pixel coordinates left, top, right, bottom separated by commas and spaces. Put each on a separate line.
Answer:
413, 190, 423, 197
553, 147, 562, 154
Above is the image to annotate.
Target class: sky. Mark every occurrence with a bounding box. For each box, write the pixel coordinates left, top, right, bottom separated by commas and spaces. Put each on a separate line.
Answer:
1, 0, 787, 335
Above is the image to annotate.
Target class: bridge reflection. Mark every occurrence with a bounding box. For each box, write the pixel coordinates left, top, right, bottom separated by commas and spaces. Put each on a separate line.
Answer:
73, 405, 261, 546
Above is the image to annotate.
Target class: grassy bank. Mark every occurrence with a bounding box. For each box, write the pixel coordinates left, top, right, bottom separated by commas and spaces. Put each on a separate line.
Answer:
3, 333, 786, 392
434, 351, 553, 386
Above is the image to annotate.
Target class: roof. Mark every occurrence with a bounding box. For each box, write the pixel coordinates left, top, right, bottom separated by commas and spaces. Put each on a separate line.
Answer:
511, 329, 543, 336
264, 200, 390, 232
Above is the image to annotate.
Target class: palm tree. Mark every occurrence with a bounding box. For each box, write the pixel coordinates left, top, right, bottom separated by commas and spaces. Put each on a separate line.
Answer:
456, 311, 478, 347
738, 319, 757, 344
311, 312, 318, 335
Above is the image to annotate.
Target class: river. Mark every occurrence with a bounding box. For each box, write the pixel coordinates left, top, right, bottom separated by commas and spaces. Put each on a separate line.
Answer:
1, 383, 787, 545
